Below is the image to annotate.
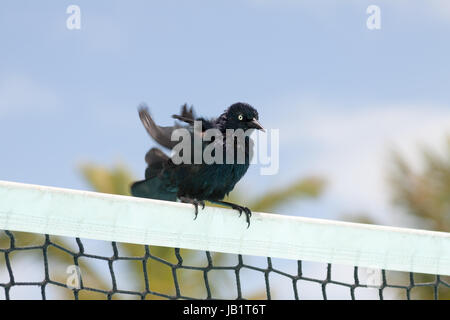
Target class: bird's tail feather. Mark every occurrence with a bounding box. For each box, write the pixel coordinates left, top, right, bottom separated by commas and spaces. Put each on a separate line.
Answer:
130, 178, 177, 202
131, 147, 177, 202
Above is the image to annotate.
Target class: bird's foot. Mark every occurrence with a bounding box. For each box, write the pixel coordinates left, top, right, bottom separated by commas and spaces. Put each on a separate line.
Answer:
212, 201, 252, 228
179, 197, 205, 220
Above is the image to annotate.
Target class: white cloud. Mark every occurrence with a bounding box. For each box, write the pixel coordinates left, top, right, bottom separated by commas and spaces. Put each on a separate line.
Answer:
275, 99, 450, 224
0, 75, 60, 118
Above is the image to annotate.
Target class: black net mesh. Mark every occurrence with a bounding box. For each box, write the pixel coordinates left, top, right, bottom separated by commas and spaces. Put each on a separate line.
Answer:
1, 230, 449, 300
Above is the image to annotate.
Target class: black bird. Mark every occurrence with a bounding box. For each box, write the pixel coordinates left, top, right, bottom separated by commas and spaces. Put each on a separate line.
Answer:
131, 102, 265, 227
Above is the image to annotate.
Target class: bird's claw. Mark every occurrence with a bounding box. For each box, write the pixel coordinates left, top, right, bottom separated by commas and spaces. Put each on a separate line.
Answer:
192, 200, 205, 220
230, 204, 252, 228
180, 197, 205, 220
243, 207, 252, 228
193, 202, 199, 220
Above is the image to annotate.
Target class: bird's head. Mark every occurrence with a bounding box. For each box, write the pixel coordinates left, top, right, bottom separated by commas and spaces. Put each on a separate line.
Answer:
218, 102, 265, 132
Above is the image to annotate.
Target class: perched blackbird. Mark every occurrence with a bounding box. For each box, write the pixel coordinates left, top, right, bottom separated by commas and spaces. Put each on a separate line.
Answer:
131, 102, 264, 227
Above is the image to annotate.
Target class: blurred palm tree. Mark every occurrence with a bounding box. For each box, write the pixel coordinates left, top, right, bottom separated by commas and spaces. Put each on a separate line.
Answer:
387, 137, 450, 299
388, 138, 450, 232
238, 177, 325, 213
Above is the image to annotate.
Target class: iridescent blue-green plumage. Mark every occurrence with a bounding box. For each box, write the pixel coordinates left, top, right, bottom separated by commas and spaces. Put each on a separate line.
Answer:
131, 102, 264, 227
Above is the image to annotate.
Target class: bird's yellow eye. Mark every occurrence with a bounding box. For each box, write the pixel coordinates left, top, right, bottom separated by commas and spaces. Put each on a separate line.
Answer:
238, 114, 243, 121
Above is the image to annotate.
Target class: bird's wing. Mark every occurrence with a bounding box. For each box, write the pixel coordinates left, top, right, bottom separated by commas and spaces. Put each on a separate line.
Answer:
172, 114, 194, 124
180, 103, 196, 120
145, 147, 169, 167
143, 147, 171, 180
172, 103, 196, 125
139, 104, 201, 149
138, 105, 183, 149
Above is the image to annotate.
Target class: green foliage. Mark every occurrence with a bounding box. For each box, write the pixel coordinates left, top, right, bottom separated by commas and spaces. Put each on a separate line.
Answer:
388, 138, 450, 232
80, 163, 134, 196
249, 177, 326, 212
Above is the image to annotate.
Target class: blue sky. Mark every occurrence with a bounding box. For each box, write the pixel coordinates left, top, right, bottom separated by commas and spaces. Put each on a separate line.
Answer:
1, 1, 450, 227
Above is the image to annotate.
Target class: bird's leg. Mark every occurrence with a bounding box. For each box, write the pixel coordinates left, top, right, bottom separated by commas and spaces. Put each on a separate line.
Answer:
210, 200, 252, 228
179, 197, 205, 220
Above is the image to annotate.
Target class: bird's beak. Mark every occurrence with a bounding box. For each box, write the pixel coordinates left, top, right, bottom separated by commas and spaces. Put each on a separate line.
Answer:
250, 118, 265, 132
